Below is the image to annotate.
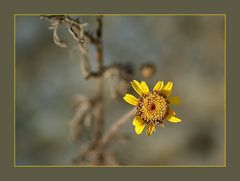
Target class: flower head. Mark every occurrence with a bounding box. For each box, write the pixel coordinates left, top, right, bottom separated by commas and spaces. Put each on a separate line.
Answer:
123, 80, 181, 136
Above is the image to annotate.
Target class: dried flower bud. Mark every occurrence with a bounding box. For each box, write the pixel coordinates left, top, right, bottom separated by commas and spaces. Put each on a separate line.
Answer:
140, 63, 156, 79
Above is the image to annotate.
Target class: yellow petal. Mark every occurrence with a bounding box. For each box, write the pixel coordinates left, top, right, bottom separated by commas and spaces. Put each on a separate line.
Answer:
153, 81, 164, 91
131, 80, 143, 96
135, 124, 145, 135
146, 124, 156, 136
163, 81, 173, 91
161, 81, 173, 97
141, 81, 149, 94
123, 94, 138, 106
168, 96, 181, 105
166, 115, 181, 123
132, 116, 144, 126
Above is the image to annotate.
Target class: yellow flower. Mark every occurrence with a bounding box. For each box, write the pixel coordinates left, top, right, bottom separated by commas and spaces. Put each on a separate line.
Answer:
123, 80, 181, 136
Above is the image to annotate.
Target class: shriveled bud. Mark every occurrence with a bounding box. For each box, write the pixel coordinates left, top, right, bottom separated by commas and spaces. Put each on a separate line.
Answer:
140, 63, 156, 79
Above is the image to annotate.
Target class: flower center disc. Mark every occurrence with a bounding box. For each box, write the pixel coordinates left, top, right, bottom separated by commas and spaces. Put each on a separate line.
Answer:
137, 91, 168, 124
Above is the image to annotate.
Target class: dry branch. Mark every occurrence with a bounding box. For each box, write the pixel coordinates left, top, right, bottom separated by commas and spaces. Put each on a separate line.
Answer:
42, 15, 154, 165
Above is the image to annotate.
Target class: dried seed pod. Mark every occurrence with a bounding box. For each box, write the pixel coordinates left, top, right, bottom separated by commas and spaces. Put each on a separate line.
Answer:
140, 63, 156, 79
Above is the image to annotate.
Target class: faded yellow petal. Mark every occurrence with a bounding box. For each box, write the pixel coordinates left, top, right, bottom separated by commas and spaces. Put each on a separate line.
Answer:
146, 124, 156, 136
123, 94, 138, 106
166, 115, 182, 123
168, 96, 181, 105
161, 81, 173, 97
131, 80, 143, 96
168, 109, 176, 116
132, 116, 144, 126
153, 81, 164, 91
159, 123, 165, 128
135, 124, 145, 135
141, 81, 149, 94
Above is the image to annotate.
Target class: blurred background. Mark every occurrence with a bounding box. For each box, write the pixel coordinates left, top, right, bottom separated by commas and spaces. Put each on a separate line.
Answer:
16, 15, 224, 166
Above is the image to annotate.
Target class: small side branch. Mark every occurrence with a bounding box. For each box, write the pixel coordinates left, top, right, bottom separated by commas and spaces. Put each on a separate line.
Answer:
100, 108, 136, 149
